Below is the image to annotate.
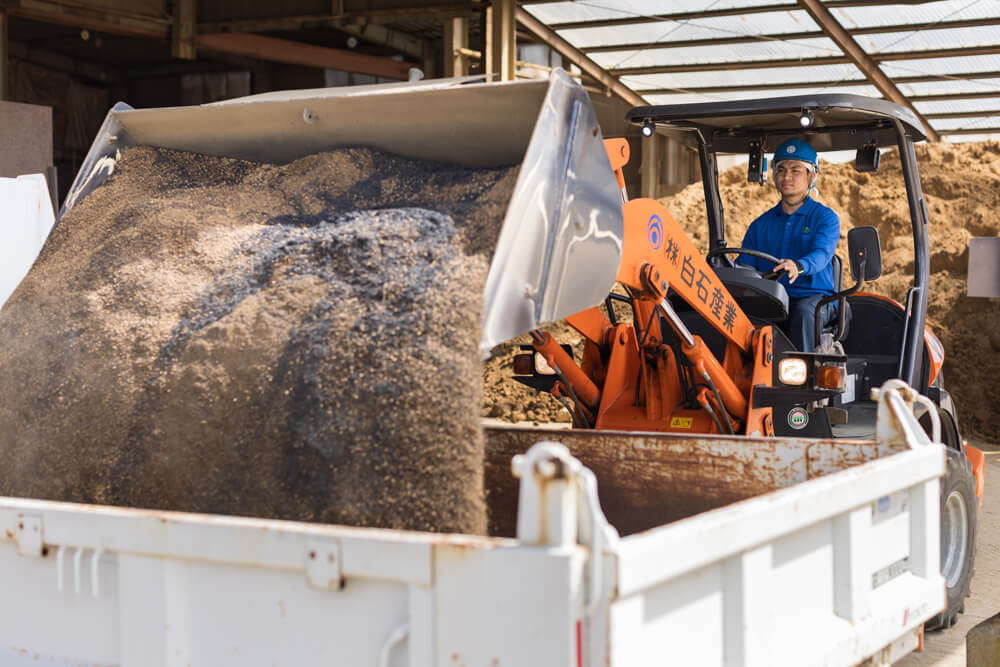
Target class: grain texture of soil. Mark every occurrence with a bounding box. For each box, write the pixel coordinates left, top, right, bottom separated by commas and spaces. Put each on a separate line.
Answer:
0, 145, 518, 534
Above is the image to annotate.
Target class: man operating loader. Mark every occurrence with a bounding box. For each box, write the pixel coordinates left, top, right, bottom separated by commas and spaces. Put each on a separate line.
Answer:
739, 138, 841, 352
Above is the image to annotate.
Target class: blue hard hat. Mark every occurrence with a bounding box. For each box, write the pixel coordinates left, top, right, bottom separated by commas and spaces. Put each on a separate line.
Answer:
773, 138, 818, 169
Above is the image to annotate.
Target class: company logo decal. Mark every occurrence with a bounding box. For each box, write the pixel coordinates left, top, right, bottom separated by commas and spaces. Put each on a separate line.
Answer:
647, 215, 663, 250
787, 407, 809, 430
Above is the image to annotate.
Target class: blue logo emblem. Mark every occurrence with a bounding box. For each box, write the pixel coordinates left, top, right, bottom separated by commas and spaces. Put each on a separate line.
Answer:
647, 215, 663, 250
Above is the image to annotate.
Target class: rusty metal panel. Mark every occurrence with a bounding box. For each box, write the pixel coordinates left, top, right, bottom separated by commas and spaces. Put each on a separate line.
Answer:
485, 425, 890, 537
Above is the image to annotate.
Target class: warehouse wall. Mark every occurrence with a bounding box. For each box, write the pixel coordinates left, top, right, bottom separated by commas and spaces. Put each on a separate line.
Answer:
0, 100, 52, 179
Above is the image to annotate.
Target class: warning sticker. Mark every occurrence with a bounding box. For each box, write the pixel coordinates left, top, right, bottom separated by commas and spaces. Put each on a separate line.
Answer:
670, 417, 694, 429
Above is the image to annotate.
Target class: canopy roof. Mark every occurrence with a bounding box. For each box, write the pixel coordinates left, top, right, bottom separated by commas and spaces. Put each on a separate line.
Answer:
626, 93, 926, 152
521, 0, 1000, 143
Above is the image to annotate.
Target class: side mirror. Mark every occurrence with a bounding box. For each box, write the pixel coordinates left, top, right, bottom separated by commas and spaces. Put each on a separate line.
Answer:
847, 226, 882, 281
855, 144, 881, 173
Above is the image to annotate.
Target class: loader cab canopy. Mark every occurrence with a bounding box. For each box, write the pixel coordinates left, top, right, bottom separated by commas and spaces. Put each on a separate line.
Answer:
625, 94, 927, 152
626, 93, 933, 393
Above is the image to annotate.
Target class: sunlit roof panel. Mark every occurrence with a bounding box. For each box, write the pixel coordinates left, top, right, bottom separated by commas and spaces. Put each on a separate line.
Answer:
881, 55, 1000, 78
915, 98, 1000, 114
901, 78, 1000, 98
833, 0, 1000, 29
590, 38, 839, 70
523, 0, 797, 25
857, 25, 1000, 55
522, 3, 652, 25
524, 0, 799, 22
562, 22, 724, 49
559, 10, 816, 48
928, 116, 1000, 131
623, 64, 864, 90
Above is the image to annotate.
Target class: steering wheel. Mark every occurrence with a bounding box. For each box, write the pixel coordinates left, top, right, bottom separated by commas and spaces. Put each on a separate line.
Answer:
706, 247, 787, 280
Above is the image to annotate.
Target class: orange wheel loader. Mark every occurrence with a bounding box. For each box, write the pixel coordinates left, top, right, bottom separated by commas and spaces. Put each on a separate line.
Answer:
510, 94, 981, 630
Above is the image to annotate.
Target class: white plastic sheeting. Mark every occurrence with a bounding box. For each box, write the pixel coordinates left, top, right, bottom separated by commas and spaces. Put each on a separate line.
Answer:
0, 174, 55, 308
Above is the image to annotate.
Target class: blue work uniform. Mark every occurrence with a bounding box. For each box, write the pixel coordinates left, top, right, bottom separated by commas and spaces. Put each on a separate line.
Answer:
739, 197, 841, 351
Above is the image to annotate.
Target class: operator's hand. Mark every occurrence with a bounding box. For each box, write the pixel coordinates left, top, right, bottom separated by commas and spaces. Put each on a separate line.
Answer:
774, 259, 800, 283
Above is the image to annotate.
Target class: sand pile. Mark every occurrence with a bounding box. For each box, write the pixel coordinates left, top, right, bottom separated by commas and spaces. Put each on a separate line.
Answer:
0, 145, 517, 534
483, 141, 1000, 440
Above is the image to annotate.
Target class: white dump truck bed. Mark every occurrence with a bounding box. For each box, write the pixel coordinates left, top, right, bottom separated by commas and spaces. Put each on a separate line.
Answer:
0, 383, 943, 666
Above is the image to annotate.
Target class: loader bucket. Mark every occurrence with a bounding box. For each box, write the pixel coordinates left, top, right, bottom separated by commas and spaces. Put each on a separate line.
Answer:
60, 70, 625, 353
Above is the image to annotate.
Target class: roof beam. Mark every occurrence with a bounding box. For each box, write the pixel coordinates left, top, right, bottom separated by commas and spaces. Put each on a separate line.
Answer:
910, 89, 1000, 103
6, 0, 168, 40
193, 33, 414, 80
582, 17, 1000, 54
613, 45, 1000, 75
539, 0, 866, 31
922, 111, 1000, 120
195, 4, 480, 33
938, 127, 1000, 136
513, 5, 646, 107
615, 55, 850, 75
796, 0, 938, 141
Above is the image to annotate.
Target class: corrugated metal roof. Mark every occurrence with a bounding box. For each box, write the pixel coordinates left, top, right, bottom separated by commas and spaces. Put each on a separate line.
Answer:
522, 0, 1000, 141
589, 37, 840, 69
621, 63, 864, 90
833, 0, 1000, 28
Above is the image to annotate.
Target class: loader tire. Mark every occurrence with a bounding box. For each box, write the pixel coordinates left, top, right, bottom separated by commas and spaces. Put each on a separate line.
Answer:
925, 446, 977, 631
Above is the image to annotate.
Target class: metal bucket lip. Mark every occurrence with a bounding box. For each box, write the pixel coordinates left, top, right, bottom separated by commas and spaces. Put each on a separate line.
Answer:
60, 74, 559, 220
204, 74, 493, 106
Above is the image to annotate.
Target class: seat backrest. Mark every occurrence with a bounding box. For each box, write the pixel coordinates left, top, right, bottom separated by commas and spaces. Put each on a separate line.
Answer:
832, 254, 843, 292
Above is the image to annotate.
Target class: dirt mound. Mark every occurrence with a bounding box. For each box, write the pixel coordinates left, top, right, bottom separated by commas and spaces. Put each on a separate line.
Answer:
0, 145, 518, 534
483, 140, 1000, 441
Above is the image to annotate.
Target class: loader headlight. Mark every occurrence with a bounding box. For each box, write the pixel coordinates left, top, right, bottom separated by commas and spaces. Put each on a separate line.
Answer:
778, 358, 808, 385
533, 352, 556, 375
512, 352, 557, 376
641, 119, 655, 137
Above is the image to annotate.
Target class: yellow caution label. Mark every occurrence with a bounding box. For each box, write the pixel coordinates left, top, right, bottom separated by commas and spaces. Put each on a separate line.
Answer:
670, 417, 694, 429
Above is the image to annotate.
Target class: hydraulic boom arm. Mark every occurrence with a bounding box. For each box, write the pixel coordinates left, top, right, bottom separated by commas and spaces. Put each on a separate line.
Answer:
526, 139, 774, 436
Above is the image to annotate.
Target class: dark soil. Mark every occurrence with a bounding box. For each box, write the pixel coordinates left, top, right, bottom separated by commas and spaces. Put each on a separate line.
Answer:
0, 145, 518, 534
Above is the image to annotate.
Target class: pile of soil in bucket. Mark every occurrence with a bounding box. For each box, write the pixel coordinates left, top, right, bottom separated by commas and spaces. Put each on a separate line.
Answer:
483, 141, 1000, 442
0, 145, 517, 535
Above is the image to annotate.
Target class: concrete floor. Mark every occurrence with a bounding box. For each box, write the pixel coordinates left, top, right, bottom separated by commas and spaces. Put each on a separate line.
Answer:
897, 441, 1000, 666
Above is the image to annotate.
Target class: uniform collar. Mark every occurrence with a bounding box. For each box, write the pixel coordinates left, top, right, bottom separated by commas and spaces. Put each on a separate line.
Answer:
774, 196, 815, 217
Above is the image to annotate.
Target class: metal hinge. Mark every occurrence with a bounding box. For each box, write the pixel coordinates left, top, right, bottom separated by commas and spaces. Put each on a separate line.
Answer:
16, 514, 43, 557
305, 540, 344, 591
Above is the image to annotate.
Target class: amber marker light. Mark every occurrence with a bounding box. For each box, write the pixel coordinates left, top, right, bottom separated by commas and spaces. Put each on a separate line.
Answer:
816, 365, 844, 390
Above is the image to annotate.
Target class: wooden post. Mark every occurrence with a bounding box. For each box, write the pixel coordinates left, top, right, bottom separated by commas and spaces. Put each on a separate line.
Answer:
443, 17, 469, 78
487, 0, 515, 82
172, 0, 196, 60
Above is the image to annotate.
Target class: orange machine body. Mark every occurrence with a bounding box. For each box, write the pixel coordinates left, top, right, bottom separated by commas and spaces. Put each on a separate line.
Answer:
531, 139, 774, 436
